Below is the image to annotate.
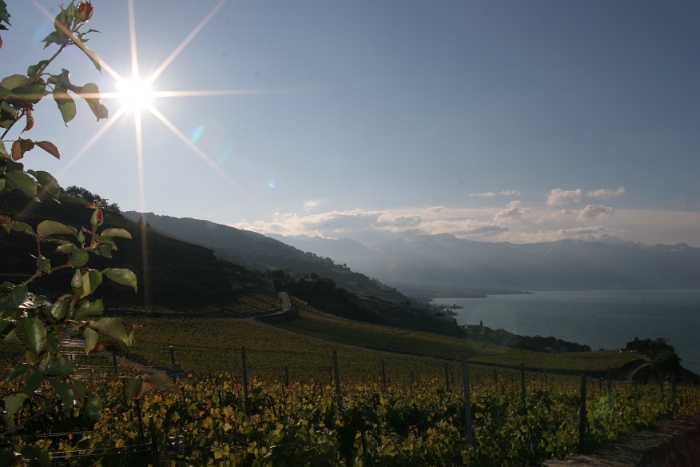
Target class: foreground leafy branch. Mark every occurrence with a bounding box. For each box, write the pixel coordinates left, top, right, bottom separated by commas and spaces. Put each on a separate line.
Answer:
0, 2, 176, 465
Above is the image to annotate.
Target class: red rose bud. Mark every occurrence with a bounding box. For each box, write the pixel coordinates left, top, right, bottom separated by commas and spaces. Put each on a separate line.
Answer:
91, 208, 103, 227
71, 269, 83, 289
76, 2, 93, 22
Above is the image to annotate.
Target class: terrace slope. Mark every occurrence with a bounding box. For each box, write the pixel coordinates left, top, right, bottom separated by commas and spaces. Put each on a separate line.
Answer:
0, 192, 277, 315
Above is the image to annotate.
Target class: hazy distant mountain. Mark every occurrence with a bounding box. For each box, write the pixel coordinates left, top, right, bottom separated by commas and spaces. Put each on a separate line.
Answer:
122, 212, 410, 303
267, 233, 700, 292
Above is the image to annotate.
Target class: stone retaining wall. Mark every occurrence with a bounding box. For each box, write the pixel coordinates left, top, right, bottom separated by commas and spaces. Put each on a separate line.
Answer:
542, 411, 700, 467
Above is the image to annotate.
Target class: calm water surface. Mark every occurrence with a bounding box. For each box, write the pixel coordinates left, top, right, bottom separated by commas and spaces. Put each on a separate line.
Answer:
432, 291, 700, 374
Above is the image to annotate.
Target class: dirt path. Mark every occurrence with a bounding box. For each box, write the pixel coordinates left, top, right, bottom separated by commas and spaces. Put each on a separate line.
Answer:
62, 338, 162, 375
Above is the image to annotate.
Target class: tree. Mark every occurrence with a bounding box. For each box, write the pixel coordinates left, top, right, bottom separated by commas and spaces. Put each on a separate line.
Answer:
64, 185, 120, 212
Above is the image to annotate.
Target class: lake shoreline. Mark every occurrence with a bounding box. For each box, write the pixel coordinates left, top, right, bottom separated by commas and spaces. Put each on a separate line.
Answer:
432, 290, 700, 374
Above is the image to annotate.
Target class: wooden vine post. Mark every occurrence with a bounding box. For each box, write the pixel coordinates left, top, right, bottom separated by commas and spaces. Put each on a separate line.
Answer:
461, 354, 473, 445
333, 349, 343, 411
242, 346, 250, 416
579, 374, 587, 453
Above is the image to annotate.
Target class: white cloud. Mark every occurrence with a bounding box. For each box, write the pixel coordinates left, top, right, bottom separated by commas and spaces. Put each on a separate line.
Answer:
499, 226, 620, 243
469, 189, 520, 197
421, 219, 509, 236
376, 214, 423, 231
232, 206, 700, 248
587, 187, 625, 200
547, 188, 583, 206
578, 204, 615, 220
303, 200, 319, 210
494, 200, 530, 222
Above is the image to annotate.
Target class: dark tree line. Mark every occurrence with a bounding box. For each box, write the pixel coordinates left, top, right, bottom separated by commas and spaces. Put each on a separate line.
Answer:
64, 185, 120, 212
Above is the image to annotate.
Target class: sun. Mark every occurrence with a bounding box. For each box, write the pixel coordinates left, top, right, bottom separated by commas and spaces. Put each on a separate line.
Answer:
115, 77, 155, 110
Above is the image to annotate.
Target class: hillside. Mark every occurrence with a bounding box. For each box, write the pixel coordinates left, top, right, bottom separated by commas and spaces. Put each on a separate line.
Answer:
123, 211, 411, 303
268, 233, 700, 292
0, 192, 278, 315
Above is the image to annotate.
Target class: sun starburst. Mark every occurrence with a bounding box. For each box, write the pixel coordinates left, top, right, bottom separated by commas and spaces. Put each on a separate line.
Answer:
28, 0, 311, 300
29, 0, 309, 197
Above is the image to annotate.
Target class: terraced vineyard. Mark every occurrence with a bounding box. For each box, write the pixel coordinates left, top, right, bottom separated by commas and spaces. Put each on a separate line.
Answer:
279, 299, 639, 372
2, 359, 698, 466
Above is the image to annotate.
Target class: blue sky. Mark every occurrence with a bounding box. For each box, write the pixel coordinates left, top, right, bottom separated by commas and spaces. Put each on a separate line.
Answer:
3, 0, 699, 246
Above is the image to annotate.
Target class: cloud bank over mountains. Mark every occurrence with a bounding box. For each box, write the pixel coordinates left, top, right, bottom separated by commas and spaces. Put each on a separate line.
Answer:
232, 186, 700, 247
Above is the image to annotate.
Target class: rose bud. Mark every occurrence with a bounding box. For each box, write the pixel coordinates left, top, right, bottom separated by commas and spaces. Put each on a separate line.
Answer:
76, 2, 94, 22
91, 208, 103, 227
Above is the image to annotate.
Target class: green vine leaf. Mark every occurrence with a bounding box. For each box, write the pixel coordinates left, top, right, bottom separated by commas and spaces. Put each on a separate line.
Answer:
20, 317, 46, 356
4, 170, 37, 198
9, 222, 35, 235
80, 83, 108, 120
4, 393, 26, 417
4, 363, 28, 382
55, 243, 72, 254
52, 85, 76, 124
45, 358, 76, 377
73, 299, 103, 320
27, 60, 49, 78
69, 249, 89, 268
42, 30, 70, 49
102, 268, 138, 293
27, 170, 60, 198
83, 394, 101, 422
100, 228, 132, 239
50, 295, 71, 320
49, 378, 75, 415
11, 284, 28, 307
84, 327, 98, 354
75, 268, 102, 299
0, 74, 27, 90
90, 317, 128, 345
23, 370, 43, 396
37, 256, 51, 273
37, 220, 73, 238
0, 0, 10, 26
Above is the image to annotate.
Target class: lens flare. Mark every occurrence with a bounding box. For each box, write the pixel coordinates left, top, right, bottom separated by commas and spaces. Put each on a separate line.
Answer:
268, 180, 275, 189
190, 125, 204, 143
215, 140, 234, 164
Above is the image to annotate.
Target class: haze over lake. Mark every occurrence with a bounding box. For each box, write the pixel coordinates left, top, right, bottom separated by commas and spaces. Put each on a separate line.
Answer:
433, 290, 700, 374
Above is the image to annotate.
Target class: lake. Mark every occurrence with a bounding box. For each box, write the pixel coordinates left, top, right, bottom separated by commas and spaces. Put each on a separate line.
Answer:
432, 290, 700, 374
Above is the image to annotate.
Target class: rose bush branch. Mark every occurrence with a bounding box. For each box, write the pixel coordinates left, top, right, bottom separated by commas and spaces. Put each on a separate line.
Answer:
0, 2, 177, 465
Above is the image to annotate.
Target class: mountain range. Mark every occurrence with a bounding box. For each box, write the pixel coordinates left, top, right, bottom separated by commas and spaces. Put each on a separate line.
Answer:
122, 211, 410, 303
266, 233, 700, 294
122, 211, 700, 295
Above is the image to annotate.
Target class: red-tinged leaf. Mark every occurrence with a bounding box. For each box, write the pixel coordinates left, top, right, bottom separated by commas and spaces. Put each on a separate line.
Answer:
22, 111, 34, 133
11, 139, 22, 161
93, 339, 121, 353
35, 141, 60, 159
